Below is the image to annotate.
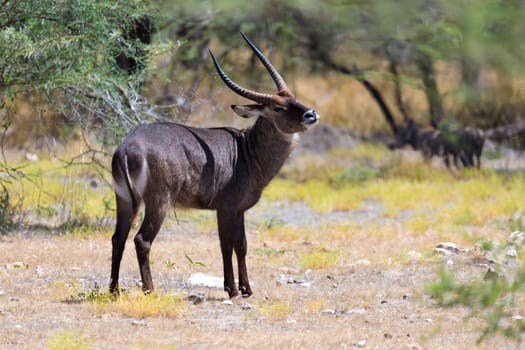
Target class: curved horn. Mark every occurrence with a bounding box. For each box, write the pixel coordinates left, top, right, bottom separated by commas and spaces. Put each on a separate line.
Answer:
240, 32, 287, 91
209, 49, 273, 104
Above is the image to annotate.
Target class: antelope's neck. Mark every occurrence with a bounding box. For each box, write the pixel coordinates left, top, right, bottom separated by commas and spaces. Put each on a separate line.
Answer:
242, 117, 297, 186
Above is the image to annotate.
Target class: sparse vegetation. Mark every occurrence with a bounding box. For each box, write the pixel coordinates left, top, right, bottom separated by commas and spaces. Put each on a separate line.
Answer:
257, 300, 294, 320
429, 265, 525, 344
47, 330, 94, 350
298, 248, 340, 270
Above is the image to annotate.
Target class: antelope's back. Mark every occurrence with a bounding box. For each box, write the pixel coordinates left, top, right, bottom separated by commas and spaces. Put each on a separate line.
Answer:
114, 122, 240, 209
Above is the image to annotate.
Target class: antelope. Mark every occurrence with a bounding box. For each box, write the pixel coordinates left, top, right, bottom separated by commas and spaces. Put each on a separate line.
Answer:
109, 33, 319, 298
389, 119, 484, 168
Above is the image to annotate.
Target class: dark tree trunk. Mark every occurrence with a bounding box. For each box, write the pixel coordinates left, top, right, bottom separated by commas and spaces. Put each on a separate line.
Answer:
415, 51, 443, 128
323, 59, 398, 135
388, 56, 410, 122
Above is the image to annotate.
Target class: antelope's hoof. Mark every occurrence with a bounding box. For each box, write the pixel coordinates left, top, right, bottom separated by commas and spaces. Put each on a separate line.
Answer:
239, 286, 253, 297
109, 286, 120, 296
225, 286, 240, 298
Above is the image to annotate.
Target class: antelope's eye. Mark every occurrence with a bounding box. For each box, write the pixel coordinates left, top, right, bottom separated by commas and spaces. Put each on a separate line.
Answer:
272, 106, 286, 112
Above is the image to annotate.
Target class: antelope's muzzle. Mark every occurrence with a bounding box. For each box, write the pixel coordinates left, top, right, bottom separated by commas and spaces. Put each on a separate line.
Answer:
302, 109, 319, 126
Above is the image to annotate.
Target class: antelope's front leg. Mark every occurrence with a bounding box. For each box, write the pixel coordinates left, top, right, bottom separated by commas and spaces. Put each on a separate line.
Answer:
233, 213, 252, 297
217, 210, 242, 298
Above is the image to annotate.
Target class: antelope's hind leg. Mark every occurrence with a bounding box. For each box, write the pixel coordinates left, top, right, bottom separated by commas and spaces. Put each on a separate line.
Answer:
134, 201, 169, 293
110, 195, 139, 294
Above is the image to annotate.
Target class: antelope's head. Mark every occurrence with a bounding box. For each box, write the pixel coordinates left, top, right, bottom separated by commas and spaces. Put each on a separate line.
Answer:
209, 32, 319, 134
389, 118, 420, 150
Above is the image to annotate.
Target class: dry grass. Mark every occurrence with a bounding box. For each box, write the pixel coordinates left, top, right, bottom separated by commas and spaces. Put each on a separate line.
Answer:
0, 228, 519, 349
2, 107, 525, 349
80, 289, 186, 319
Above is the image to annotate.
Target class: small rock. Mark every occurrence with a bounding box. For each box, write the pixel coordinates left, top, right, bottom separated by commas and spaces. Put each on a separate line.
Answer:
297, 281, 311, 288
384, 333, 393, 339
188, 273, 223, 289
25, 153, 39, 162
508, 230, 525, 246
188, 293, 206, 305
512, 315, 523, 321
434, 242, 467, 255
240, 303, 252, 310
505, 246, 518, 258
407, 250, 422, 260
279, 275, 312, 288
321, 309, 336, 315
0, 290, 5, 296
130, 319, 147, 326
346, 308, 366, 315
222, 300, 233, 306
35, 266, 44, 276
403, 294, 410, 300
356, 339, 366, 348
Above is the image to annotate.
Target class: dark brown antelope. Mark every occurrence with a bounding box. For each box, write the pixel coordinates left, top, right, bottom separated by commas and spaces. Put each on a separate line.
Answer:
109, 33, 319, 298
389, 118, 484, 168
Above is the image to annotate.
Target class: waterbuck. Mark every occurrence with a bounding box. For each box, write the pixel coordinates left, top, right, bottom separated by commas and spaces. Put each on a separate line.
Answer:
389, 118, 484, 168
109, 33, 319, 298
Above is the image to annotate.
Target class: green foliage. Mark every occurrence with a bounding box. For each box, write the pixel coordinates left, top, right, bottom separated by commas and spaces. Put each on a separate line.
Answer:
329, 166, 380, 189
0, 0, 163, 141
164, 258, 176, 270
185, 254, 206, 268
428, 266, 525, 343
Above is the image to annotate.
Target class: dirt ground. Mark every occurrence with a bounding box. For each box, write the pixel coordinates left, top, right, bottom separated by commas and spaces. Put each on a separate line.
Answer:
0, 198, 520, 350
1, 126, 524, 349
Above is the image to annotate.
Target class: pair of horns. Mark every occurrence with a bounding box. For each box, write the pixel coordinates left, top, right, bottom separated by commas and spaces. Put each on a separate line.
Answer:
209, 32, 288, 104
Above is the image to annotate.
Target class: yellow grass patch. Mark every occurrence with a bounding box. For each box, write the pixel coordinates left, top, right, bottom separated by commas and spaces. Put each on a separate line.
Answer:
9, 157, 113, 225
257, 300, 293, 319
298, 248, 340, 270
89, 290, 185, 319
305, 298, 326, 313
266, 164, 525, 235
47, 330, 94, 350
262, 224, 304, 242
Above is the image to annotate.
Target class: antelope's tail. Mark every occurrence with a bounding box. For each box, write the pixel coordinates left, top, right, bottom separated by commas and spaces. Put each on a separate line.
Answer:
112, 151, 141, 209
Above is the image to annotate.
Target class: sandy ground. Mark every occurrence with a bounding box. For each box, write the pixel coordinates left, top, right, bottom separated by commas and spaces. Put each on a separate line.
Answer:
1, 126, 524, 349
0, 199, 520, 350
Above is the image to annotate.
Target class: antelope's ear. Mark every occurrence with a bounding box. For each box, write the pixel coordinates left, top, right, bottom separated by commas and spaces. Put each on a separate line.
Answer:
231, 104, 264, 119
